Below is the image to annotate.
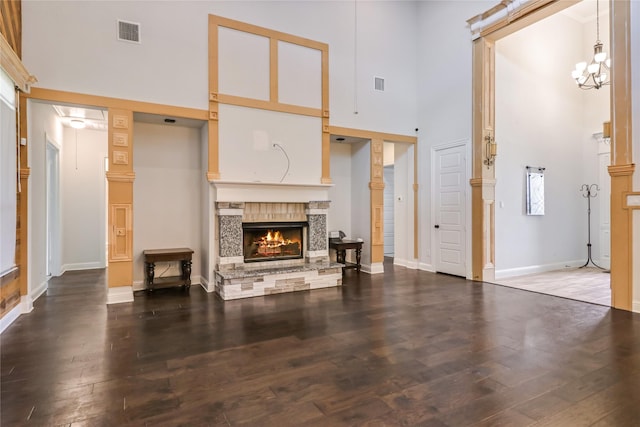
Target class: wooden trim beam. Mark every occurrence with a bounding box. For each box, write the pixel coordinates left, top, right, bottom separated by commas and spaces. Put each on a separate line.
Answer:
329, 126, 417, 144
216, 94, 322, 118
469, 0, 580, 41
25, 88, 208, 120
210, 14, 328, 52
0, 33, 37, 92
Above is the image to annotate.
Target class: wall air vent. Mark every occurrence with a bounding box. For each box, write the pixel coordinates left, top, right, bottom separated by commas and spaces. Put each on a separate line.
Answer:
117, 20, 141, 43
374, 76, 385, 91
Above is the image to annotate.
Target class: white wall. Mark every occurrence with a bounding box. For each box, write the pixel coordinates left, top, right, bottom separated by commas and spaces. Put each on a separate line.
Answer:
132, 122, 203, 287
350, 141, 372, 270
328, 142, 352, 239
494, 12, 586, 275
218, 105, 321, 184
200, 123, 212, 287
28, 101, 63, 297
416, 1, 495, 269
383, 165, 394, 256
61, 127, 108, 272
393, 143, 414, 267
22, 1, 418, 135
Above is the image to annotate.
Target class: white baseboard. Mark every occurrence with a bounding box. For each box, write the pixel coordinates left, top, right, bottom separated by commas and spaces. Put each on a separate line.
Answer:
61, 262, 103, 272
32, 280, 48, 303
200, 276, 215, 293
394, 258, 418, 269
419, 262, 434, 272
495, 260, 584, 280
1, 280, 51, 334
361, 262, 384, 274
107, 286, 134, 304
633, 301, 640, 314
0, 304, 21, 334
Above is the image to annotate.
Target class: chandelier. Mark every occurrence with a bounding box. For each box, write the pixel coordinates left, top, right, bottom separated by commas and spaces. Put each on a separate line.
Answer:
571, 0, 610, 90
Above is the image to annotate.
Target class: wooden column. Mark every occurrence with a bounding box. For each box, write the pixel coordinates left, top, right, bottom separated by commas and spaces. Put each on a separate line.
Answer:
106, 109, 135, 302
471, 37, 496, 282
18, 93, 28, 298
207, 15, 220, 181
370, 138, 385, 265
321, 49, 331, 184
608, 0, 634, 310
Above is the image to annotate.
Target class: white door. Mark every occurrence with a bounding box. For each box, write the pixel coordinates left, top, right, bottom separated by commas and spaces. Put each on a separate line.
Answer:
598, 152, 611, 270
383, 165, 394, 256
434, 144, 466, 277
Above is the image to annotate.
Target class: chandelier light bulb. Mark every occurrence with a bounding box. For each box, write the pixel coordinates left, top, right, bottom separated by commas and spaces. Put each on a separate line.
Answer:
570, 0, 610, 90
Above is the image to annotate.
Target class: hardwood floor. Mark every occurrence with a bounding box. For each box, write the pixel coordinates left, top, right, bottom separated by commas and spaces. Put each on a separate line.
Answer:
2, 263, 639, 426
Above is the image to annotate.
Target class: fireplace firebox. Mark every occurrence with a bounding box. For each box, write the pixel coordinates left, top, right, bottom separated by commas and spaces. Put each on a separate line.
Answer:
242, 222, 306, 263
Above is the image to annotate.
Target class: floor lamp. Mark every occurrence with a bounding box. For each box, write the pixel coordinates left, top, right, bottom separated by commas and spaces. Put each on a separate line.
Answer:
580, 184, 606, 270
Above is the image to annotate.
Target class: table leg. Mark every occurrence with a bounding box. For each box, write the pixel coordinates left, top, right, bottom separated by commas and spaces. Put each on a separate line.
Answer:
355, 247, 362, 273
182, 260, 192, 291
145, 262, 155, 292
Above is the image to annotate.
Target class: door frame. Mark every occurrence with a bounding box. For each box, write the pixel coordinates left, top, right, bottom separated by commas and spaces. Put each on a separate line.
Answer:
45, 135, 61, 277
469, 0, 634, 310
431, 139, 471, 279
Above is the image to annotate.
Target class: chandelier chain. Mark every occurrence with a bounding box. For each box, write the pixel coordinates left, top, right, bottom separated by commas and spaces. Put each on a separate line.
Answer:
596, 0, 600, 42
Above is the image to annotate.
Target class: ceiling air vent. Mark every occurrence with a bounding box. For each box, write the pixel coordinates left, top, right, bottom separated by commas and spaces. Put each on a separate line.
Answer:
374, 76, 385, 91
117, 20, 141, 43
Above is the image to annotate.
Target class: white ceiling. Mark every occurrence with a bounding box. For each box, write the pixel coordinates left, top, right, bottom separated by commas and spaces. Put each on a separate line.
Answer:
561, 0, 608, 24
52, 104, 108, 131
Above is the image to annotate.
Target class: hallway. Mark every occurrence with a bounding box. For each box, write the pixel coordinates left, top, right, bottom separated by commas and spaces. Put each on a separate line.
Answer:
2, 265, 639, 425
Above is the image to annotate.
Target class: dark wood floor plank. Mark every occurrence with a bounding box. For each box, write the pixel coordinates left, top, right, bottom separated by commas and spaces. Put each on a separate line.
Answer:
2, 262, 640, 425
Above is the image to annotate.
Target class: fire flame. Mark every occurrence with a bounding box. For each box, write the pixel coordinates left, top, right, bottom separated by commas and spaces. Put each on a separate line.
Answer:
250, 228, 301, 258
259, 230, 292, 248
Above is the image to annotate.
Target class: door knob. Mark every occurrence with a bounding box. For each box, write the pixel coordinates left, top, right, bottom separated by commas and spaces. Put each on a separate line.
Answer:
434, 225, 440, 229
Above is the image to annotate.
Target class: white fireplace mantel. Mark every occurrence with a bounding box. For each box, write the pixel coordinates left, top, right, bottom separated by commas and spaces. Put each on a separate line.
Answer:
211, 180, 333, 203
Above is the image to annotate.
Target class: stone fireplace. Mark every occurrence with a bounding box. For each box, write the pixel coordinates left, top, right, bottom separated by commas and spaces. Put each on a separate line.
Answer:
212, 184, 342, 300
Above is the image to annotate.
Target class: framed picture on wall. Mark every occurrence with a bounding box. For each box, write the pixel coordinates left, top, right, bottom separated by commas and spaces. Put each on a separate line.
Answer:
526, 169, 545, 215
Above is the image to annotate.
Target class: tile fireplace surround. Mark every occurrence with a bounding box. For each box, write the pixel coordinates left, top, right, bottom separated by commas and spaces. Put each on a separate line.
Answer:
212, 182, 342, 300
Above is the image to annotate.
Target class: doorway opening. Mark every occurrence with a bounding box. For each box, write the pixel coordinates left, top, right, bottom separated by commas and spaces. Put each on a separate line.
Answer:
474, 0, 612, 306
31, 100, 109, 287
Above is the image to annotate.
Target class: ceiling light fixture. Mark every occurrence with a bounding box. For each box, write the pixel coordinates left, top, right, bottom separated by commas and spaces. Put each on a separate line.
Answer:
571, 0, 610, 90
70, 119, 86, 129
